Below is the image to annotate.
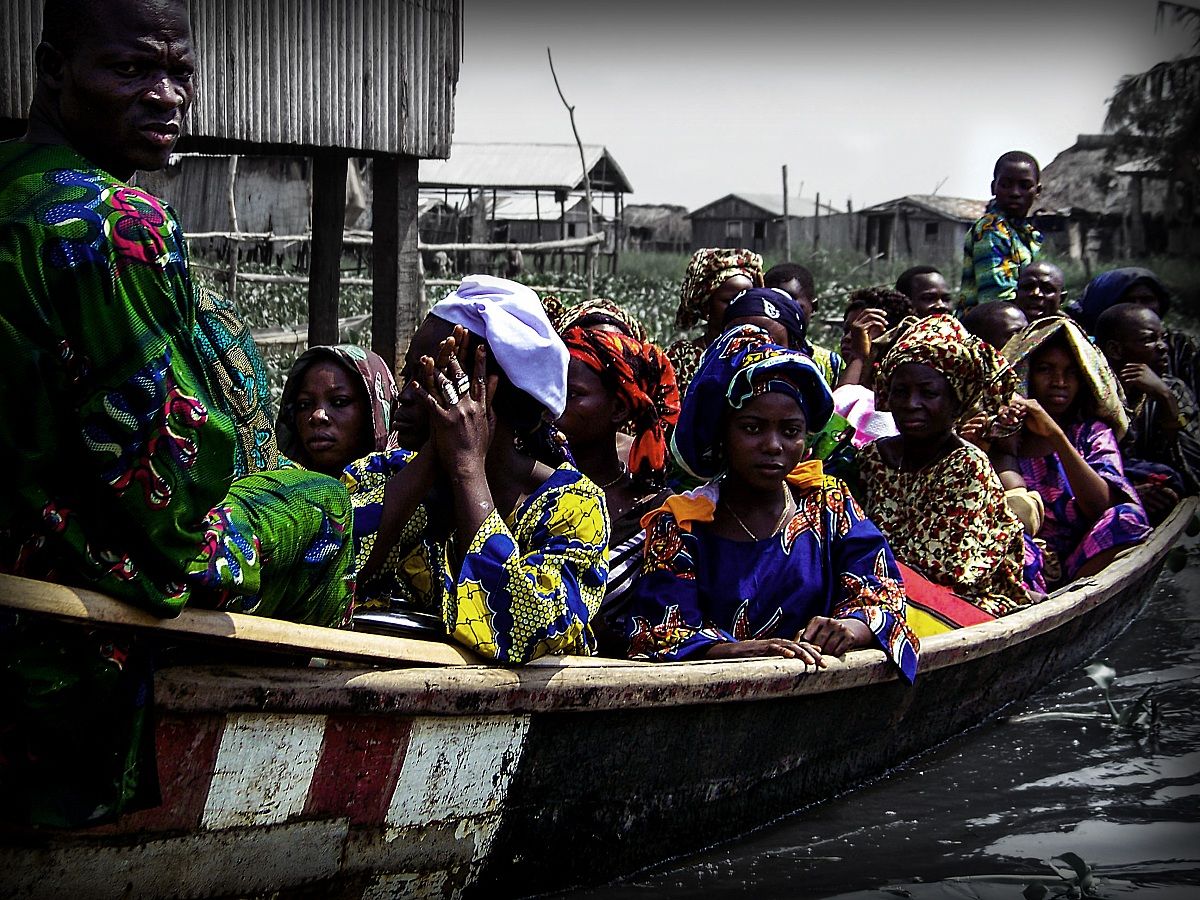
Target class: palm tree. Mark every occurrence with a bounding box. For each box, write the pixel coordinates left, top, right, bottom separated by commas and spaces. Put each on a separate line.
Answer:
1105, 2, 1200, 185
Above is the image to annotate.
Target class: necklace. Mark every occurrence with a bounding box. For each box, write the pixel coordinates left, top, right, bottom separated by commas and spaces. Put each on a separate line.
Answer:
596, 463, 628, 490
724, 483, 794, 541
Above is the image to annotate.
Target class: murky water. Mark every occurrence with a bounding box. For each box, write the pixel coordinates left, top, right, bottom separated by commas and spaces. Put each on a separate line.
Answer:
577, 532, 1200, 899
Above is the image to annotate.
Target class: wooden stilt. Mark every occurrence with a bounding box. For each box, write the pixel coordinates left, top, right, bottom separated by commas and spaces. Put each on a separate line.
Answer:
307, 153, 349, 347
371, 154, 423, 372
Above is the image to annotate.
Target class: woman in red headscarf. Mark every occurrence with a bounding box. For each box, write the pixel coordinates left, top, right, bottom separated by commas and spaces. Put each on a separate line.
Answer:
557, 325, 680, 655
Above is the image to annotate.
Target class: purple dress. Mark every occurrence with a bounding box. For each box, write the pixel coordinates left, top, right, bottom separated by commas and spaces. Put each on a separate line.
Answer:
1017, 419, 1150, 583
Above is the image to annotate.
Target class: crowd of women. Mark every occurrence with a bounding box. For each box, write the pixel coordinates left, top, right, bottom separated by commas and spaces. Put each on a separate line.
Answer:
274, 250, 1198, 675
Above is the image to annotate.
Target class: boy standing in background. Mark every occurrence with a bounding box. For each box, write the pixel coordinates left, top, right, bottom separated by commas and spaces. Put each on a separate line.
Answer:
960, 151, 1044, 312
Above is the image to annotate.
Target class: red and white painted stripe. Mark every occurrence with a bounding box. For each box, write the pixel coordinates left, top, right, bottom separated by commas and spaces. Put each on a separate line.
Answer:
16, 710, 534, 900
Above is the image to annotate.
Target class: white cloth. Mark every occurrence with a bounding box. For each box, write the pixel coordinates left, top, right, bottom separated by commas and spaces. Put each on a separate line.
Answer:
431, 275, 569, 417
832, 383, 898, 448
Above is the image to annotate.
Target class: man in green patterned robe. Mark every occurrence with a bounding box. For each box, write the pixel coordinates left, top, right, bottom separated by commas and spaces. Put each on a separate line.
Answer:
0, 0, 352, 825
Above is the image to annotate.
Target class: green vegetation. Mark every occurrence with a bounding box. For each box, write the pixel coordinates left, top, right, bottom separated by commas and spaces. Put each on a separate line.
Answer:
194, 248, 1199, 406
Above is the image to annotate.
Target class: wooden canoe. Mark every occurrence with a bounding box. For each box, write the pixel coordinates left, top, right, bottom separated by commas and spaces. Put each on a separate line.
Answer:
0, 497, 1194, 900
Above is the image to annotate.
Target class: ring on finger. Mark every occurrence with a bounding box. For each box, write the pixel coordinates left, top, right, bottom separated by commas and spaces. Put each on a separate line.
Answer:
454, 371, 470, 396
435, 371, 460, 406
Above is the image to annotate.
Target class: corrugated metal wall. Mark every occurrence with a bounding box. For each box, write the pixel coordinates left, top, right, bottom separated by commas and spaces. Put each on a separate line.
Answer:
1, 0, 461, 158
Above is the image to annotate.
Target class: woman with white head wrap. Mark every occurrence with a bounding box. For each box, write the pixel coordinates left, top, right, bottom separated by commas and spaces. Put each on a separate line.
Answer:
343, 276, 610, 664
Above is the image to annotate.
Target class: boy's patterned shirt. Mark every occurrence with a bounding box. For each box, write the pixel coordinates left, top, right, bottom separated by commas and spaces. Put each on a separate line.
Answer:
959, 201, 1044, 311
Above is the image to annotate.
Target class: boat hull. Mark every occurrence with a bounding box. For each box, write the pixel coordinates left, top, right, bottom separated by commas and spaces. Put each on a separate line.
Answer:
0, 499, 1193, 899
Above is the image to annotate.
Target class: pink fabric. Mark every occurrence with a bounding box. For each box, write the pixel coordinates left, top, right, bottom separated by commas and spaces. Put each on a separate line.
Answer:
833, 384, 898, 448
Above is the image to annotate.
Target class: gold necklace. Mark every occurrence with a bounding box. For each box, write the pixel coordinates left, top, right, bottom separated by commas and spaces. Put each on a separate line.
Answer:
724, 483, 793, 541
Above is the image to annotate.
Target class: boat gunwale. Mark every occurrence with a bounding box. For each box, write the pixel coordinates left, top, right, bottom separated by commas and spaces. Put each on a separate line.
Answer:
147, 497, 1196, 716
2, 499, 1193, 716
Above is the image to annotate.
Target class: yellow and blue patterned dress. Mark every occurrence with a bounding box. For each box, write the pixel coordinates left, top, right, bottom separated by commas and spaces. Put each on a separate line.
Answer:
345, 451, 610, 663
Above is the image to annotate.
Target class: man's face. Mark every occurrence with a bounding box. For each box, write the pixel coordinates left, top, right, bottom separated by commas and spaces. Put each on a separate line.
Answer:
908, 273, 953, 317
50, 0, 195, 178
1015, 264, 1065, 318
990, 161, 1041, 219
774, 278, 815, 324
1110, 308, 1170, 373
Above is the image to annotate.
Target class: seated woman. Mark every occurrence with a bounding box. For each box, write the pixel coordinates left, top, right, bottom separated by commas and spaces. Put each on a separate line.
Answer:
831, 287, 916, 442
625, 326, 918, 681
275, 344, 399, 477
995, 317, 1151, 586
557, 324, 680, 655
857, 315, 1042, 632
665, 247, 764, 395
345, 276, 610, 664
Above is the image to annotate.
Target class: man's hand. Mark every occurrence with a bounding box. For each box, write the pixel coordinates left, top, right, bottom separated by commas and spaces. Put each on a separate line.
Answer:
1120, 363, 1171, 402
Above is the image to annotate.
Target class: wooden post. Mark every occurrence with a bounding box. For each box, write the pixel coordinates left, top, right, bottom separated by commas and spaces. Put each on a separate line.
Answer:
307, 152, 349, 347
225, 155, 239, 302
813, 190, 821, 250
889, 204, 900, 261
1129, 174, 1146, 255
371, 154, 424, 372
846, 198, 854, 253
782, 165, 791, 260
558, 191, 567, 272
471, 187, 489, 272
612, 190, 622, 274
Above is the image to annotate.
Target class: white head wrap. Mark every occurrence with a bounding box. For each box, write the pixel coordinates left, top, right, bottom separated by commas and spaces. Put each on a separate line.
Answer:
430, 275, 569, 417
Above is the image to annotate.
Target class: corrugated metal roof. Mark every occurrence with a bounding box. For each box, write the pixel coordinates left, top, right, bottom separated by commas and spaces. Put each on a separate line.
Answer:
490, 194, 603, 222
419, 143, 634, 193
689, 193, 841, 218
858, 194, 986, 222
1, 0, 461, 157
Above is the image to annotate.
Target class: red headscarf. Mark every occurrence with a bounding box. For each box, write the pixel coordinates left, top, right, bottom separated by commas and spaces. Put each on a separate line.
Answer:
562, 325, 681, 486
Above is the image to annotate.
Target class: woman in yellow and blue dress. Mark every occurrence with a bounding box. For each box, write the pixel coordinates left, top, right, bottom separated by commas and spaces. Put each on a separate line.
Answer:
624, 325, 919, 681
344, 276, 609, 664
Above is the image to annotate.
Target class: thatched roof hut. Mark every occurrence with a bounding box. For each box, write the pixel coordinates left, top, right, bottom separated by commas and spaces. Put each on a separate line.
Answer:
1038, 135, 1169, 218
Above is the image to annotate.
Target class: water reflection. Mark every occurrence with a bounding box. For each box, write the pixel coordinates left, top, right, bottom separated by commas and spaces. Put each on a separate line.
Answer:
576, 534, 1199, 899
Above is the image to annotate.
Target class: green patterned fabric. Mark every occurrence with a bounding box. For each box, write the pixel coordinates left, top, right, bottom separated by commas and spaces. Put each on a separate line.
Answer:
0, 142, 352, 621
0, 141, 355, 827
193, 285, 281, 476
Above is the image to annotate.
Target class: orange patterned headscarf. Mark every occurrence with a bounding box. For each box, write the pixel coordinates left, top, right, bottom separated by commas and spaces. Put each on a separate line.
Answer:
562, 325, 681, 487
874, 314, 1019, 420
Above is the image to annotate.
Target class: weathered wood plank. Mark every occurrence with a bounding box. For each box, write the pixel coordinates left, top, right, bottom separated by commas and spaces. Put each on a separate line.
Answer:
0, 573, 478, 667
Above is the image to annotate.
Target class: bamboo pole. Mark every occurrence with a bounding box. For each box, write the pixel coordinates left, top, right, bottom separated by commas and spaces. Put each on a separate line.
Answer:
782, 165, 791, 259
548, 46, 594, 300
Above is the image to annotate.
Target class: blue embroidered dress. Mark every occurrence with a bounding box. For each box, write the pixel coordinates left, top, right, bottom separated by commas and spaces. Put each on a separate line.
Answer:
625, 468, 919, 682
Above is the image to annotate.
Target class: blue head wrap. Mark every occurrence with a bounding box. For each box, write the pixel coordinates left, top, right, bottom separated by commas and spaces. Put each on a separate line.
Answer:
721, 287, 807, 347
1075, 267, 1170, 331
671, 325, 833, 480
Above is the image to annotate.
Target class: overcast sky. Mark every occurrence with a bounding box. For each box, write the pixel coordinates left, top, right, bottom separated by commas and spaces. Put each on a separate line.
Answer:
451, 0, 1194, 211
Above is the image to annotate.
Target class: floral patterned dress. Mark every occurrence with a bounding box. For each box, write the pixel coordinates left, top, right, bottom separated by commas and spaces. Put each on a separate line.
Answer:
858, 440, 1037, 617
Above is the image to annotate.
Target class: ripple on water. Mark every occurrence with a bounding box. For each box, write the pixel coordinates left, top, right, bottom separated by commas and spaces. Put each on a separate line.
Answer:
984, 819, 1200, 873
